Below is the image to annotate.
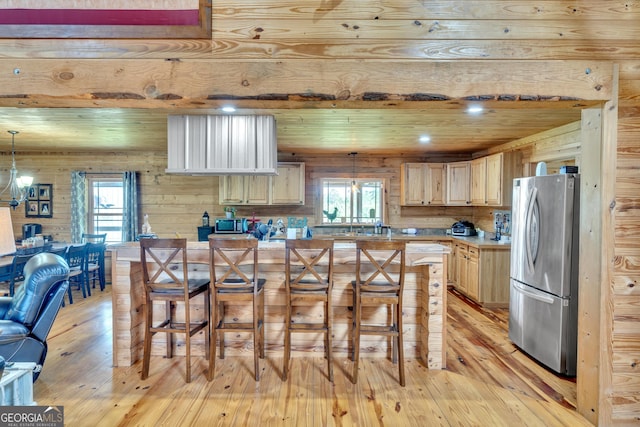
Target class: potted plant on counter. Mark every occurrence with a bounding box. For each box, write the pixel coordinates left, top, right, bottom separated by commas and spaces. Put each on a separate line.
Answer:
224, 206, 236, 219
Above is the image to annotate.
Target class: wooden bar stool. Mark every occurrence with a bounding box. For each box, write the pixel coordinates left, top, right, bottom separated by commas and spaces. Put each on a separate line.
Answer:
208, 237, 265, 381
283, 239, 334, 382
351, 240, 407, 386
139, 238, 211, 383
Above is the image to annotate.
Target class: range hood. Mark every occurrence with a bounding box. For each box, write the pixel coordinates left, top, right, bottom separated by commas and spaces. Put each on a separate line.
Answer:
166, 115, 278, 175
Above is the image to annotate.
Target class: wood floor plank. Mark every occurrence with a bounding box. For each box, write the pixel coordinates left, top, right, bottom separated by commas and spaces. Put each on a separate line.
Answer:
446, 290, 577, 408
31, 286, 590, 426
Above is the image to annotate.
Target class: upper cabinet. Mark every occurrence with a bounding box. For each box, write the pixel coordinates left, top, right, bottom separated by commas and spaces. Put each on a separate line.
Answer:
466, 153, 520, 207
472, 152, 519, 207
400, 163, 446, 206
402, 152, 519, 208
270, 162, 305, 205
446, 161, 471, 205
486, 152, 519, 206
219, 175, 270, 205
470, 157, 487, 205
219, 162, 305, 205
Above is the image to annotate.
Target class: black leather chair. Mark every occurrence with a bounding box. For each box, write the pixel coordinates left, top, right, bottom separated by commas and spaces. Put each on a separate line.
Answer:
0, 252, 70, 381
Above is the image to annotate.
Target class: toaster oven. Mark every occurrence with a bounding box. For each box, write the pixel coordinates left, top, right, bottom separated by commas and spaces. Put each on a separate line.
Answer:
451, 221, 476, 236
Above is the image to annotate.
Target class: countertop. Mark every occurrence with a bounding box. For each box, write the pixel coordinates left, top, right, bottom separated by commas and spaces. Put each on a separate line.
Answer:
448, 235, 512, 249
312, 232, 511, 249
110, 235, 509, 251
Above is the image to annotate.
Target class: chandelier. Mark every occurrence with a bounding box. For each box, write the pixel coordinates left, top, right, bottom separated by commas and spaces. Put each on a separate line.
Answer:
0, 130, 33, 209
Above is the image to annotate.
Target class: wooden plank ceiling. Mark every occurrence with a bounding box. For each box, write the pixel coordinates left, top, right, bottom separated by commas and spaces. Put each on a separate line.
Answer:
0, 103, 585, 155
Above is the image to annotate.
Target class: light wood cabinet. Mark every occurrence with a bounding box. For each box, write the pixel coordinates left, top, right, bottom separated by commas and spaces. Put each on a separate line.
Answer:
219, 175, 244, 205
466, 246, 479, 300
455, 242, 469, 294
219, 175, 270, 205
400, 163, 446, 206
485, 153, 503, 205
452, 240, 510, 307
470, 157, 487, 205
270, 162, 305, 205
470, 152, 519, 207
486, 152, 520, 206
446, 161, 471, 205
401, 153, 518, 208
219, 162, 305, 205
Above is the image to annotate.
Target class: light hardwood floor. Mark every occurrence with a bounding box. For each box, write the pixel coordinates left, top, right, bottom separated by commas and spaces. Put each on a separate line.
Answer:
34, 285, 590, 426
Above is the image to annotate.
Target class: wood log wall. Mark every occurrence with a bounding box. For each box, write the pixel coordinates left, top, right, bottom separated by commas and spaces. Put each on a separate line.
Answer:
10, 151, 479, 243
0, 1, 639, 424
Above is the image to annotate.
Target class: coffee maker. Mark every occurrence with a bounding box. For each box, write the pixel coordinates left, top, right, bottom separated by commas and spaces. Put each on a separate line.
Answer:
22, 223, 42, 240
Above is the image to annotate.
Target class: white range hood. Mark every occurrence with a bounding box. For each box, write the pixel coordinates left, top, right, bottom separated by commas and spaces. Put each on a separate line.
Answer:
166, 114, 278, 175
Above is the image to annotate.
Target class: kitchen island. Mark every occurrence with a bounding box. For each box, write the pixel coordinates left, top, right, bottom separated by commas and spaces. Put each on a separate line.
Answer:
109, 240, 449, 370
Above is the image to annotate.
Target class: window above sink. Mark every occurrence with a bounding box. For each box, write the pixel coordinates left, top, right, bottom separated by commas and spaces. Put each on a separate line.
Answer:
320, 178, 385, 225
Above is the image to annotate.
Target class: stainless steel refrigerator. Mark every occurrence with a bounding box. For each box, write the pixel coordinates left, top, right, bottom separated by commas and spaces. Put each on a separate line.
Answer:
509, 173, 579, 376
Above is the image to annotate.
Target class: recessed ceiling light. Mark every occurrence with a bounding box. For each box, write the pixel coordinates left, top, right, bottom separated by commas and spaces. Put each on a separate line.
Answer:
221, 105, 236, 113
419, 135, 431, 144
467, 105, 484, 114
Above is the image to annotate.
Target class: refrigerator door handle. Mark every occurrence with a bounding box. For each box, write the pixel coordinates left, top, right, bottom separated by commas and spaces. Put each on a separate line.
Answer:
513, 281, 555, 304
524, 186, 538, 273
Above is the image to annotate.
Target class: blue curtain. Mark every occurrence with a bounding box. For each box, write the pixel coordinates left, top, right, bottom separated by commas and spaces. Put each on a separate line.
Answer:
70, 171, 86, 243
123, 171, 138, 242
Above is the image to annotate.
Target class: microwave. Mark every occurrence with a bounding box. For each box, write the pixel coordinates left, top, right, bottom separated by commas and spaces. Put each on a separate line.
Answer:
215, 218, 248, 234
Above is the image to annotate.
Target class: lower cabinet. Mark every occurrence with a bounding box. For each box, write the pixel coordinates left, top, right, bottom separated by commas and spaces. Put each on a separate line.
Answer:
452, 241, 510, 307
454, 242, 469, 294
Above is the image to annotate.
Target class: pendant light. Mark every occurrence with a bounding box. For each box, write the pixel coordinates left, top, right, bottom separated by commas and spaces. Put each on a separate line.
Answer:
350, 152, 359, 193
0, 130, 34, 209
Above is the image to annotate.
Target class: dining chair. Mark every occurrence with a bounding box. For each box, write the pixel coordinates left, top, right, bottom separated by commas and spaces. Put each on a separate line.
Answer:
139, 238, 211, 383
81, 234, 107, 290
85, 242, 106, 291
208, 237, 265, 381
4, 246, 47, 298
81, 233, 107, 244
65, 244, 88, 303
46, 246, 68, 257
8, 253, 36, 297
45, 246, 72, 306
351, 240, 407, 386
283, 238, 334, 382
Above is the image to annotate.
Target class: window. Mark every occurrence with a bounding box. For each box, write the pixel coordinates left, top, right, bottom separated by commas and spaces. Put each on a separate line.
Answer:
321, 178, 385, 225
87, 175, 124, 243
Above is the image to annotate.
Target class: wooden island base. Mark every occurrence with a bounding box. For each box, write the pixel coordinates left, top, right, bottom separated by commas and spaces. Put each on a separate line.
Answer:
109, 241, 449, 370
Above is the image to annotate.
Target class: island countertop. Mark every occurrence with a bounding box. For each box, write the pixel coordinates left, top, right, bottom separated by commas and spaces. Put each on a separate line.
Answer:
109, 240, 449, 370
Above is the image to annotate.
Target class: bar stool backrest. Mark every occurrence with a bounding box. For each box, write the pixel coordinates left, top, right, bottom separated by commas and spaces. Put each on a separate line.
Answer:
285, 239, 334, 291
209, 238, 260, 293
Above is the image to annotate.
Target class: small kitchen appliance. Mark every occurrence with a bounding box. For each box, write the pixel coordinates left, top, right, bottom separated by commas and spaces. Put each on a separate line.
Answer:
451, 221, 476, 236
214, 218, 248, 234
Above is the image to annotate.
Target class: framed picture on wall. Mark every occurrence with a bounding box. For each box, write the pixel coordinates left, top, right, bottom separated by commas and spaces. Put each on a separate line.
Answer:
25, 184, 53, 218
28, 186, 37, 200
